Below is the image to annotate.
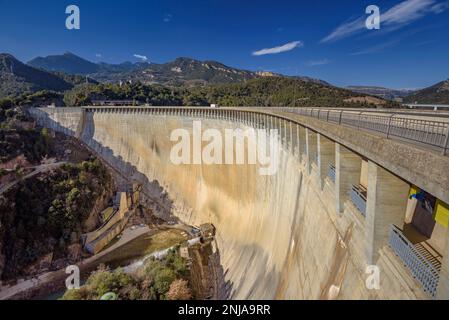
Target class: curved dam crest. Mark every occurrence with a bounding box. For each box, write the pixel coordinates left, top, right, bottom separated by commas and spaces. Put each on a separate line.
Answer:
29, 107, 434, 300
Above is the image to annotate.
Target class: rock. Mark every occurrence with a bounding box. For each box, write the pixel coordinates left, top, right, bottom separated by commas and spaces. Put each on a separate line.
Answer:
39, 253, 53, 271
67, 243, 82, 263
24, 252, 53, 275
52, 259, 66, 270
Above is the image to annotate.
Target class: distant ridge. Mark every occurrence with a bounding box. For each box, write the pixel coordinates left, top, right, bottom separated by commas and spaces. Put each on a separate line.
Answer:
0, 53, 72, 97
29, 52, 99, 75
346, 86, 416, 101
403, 79, 449, 104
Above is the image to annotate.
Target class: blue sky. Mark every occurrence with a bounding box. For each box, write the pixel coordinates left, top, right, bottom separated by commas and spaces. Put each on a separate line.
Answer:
1, 0, 449, 89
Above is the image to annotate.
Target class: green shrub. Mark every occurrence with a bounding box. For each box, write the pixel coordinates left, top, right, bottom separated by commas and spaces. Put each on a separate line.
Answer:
61, 251, 191, 300
0, 159, 112, 280
86, 267, 135, 299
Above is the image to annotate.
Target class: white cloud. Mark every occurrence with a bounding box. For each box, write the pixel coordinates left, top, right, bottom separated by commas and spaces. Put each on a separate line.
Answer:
431, 1, 449, 13
321, 17, 366, 43
133, 54, 148, 61
252, 41, 303, 56
95, 53, 102, 58
164, 14, 173, 23
307, 59, 330, 67
321, 0, 448, 43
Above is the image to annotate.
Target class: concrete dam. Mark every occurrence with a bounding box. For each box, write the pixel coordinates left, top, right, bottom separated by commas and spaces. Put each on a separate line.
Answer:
29, 106, 449, 300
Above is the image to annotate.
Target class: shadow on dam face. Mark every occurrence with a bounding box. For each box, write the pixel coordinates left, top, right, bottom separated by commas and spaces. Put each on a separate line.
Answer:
31, 108, 419, 300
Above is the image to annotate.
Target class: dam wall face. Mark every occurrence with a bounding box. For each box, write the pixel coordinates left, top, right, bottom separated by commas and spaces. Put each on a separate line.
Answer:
30, 108, 430, 300
28, 107, 84, 137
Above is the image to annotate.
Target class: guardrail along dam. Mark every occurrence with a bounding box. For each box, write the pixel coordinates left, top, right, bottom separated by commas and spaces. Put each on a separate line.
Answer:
29, 106, 449, 300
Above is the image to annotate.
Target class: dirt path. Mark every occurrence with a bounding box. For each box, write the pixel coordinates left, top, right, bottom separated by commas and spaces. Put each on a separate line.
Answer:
0, 162, 65, 195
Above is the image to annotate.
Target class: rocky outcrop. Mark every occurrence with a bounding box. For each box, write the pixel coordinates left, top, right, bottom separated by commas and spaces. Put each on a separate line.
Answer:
82, 182, 115, 233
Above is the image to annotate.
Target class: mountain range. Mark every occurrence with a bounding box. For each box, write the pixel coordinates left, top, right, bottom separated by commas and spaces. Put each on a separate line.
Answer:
28, 52, 328, 86
345, 86, 416, 101
0, 52, 448, 105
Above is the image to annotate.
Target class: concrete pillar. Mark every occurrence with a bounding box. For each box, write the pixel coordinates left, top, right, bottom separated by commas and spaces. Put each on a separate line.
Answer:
298, 126, 307, 163
282, 119, 287, 146
295, 124, 300, 157
317, 134, 335, 189
365, 161, 409, 264
306, 129, 318, 174
335, 144, 362, 213
284, 120, 288, 146
283, 119, 287, 145
289, 122, 294, 153
437, 228, 449, 299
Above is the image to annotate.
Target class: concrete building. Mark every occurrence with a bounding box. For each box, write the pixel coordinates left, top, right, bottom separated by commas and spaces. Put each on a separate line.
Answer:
82, 185, 141, 254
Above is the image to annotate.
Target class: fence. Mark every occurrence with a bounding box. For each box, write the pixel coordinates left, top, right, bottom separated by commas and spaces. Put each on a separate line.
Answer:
350, 185, 367, 217
328, 164, 336, 183
278, 108, 449, 155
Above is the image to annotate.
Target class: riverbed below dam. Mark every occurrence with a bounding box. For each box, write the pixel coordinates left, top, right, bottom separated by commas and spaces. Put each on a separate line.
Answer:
29, 108, 429, 300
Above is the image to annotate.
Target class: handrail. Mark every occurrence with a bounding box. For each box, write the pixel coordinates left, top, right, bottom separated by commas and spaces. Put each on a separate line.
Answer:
278, 107, 449, 155
76, 105, 449, 155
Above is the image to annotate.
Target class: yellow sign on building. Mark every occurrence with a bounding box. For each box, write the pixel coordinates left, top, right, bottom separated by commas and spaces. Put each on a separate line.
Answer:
435, 200, 449, 228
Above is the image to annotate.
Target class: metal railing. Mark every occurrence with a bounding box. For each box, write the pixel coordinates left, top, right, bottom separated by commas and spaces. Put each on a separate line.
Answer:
389, 225, 440, 298
350, 185, 367, 217
328, 164, 336, 183
278, 107, 449, 155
